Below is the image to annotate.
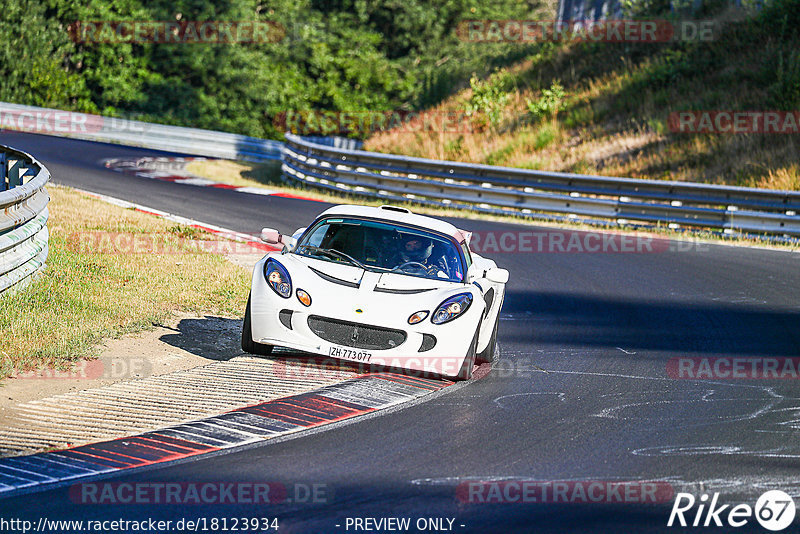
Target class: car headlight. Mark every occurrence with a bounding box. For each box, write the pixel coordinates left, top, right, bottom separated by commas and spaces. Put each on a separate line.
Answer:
431, 293, 473, 325
265, 259, 292, 299
296, 289, 312, 307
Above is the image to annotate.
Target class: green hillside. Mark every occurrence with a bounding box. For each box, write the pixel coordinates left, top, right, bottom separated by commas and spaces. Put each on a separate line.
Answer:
366, 0, 800, 189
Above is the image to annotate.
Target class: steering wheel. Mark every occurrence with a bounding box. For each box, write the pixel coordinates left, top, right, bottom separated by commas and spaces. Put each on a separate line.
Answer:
391, 261, 431, 274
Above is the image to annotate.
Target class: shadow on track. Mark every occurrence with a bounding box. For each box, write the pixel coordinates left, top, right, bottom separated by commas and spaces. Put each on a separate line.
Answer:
502, 290, 800, 357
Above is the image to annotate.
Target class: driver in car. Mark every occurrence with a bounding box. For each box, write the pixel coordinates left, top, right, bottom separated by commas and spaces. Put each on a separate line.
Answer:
389, 233, 449, 277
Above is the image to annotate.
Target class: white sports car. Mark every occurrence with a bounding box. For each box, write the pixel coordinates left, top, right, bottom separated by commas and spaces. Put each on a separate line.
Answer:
242, 204, 509, 380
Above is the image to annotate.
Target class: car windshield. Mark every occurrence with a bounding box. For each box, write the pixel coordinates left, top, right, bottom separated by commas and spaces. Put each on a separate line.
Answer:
293, 217, 465, 283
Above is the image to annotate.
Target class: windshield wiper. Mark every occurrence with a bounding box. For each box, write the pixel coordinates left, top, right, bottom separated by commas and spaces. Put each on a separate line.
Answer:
296, 245, 371, 272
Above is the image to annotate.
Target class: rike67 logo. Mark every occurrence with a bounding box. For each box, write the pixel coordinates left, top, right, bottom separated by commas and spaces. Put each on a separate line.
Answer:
668, 490, 796, 531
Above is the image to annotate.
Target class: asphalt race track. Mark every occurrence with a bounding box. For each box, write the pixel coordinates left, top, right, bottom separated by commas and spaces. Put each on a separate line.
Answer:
2, 131, 800, 533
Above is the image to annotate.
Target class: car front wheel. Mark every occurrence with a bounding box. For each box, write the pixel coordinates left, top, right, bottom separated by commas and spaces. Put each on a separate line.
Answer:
241, 293, 274, 356
453, 324, 480, 381
476, 314, 499, 364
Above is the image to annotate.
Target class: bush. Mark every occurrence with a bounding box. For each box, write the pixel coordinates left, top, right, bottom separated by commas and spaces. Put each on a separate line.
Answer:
465, 75, 511, 131
767, 50, 800, 110
526, 82, 567, 122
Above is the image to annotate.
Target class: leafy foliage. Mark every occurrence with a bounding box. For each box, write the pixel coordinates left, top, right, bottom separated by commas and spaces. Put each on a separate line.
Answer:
465, 74, 511, 131
526, 82, 566, 122
768, 50, 800, 110
0, 0, 92, 109
1, 0, 542, 139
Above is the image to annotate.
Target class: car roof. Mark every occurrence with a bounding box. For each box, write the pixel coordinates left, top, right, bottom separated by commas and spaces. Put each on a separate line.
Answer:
317, 205, 468, 242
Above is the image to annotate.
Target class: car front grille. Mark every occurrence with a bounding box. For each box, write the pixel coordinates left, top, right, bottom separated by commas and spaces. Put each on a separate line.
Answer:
307, 315, 406, 350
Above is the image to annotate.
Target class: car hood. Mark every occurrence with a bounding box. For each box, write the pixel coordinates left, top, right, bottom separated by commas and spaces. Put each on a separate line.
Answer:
288, 254, 365, 285
375, 272, 456, 292
283, 253, 461, 291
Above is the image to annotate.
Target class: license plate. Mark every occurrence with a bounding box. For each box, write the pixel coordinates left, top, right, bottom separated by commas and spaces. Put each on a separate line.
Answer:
328, 345, 372, 363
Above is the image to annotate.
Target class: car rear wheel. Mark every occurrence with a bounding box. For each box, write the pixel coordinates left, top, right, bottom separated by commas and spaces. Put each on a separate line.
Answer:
241, 293, 274, 356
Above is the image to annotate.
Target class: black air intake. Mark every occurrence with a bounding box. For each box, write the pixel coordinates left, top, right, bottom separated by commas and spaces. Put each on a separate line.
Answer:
418, 334, 437, 352
279, 309, 293, 329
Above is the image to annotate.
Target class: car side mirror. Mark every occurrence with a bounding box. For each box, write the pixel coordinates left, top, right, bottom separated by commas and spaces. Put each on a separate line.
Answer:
261, 228, 282, 245
486, 267, 509, 284
261, 227, 298, 251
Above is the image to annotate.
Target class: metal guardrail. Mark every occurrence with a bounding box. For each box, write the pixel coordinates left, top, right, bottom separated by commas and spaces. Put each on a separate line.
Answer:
0, 145, 50, 296
0, 102, 282, 162
2, 101, 797, 238
282, 133, 800, 237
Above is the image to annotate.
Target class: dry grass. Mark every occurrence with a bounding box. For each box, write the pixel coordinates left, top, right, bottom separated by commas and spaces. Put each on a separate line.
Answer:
747, 164, 800, 190
0, 184, 251, 380
185, 159, 274, 189
366, 84, 800, 189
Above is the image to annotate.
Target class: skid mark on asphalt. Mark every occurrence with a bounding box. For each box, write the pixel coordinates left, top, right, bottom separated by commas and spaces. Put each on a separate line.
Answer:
493, 351, 800, 461
493, 392, 566, 409
592, 390, 781, 426
632, 444, 800, 461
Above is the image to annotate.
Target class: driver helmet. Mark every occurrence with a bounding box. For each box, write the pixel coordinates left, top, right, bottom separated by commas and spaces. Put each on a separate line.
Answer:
400, 234, 434, 262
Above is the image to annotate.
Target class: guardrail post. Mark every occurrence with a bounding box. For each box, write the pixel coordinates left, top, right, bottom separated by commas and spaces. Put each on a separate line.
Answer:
7, 158, 22, 188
